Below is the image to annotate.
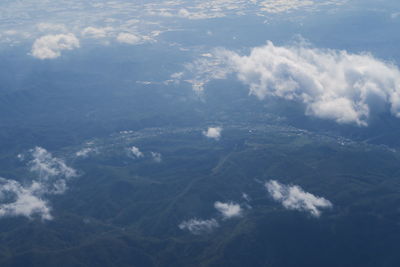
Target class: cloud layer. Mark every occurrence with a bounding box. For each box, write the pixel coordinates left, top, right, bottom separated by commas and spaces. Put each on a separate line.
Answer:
183, 41, 400, 126
1, 0, 346, 48
265, 180, 332, 217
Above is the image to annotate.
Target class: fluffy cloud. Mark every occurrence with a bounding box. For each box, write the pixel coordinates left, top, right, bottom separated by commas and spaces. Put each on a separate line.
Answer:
180, 199, 245, 234
30, 147, 77, 182
265, 180, 332, 217
150, 152, 162, 163
214, 201, 242, 219
0, 147, 78, 220
116, 32, 141, 44
130, 146, 144, 158
0, 178, 52, 220
31, 33, 80, 59
30, 147, 77, 193
203, 127, 222, 140
179, 218, 219, 234
183, 41, 400, 126
28, 146, 78, 195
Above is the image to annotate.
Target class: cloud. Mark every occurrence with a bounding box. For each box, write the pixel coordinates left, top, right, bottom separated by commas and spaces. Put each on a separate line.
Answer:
259, 0, 346, 13
129, 146, 144, 158
147, 0, 338, 20
76, 147, 96, 158
0, 147, 78, 221
37, 23, 67, 33
179, 218, 219, 234
0, 0, 345, 47
28, 146, 77, 195
242, 192, 251, 202
31, 33, 80, 59
30, 147, 77, 200
29, 146, 77, 183
150, 152, 162, 163
265, 180, 332, 217
177, 8, 225, 19
203, 127, 222, 140
0, 178, 52, 220
182, 57, 231, 93
81, 26, 111, 39
259, 0, 314, 13
182, 41, 400, 126
116, 32, 141, 44
179, 198, 245, 234
214, 201, 242, 219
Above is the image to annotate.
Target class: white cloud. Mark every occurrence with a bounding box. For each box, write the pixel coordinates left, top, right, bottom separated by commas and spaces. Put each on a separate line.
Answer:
31, 33, 80, 59
183, 57, 231, 93
214, 201, 242, 219
265, 180, 332, 217
1, 181, 50, 220
150, 152, 162, 163
116, 32, 141, 44
171, 72, 183, 79
81, 26, 111, 39
37, 23, 67, 33
183, 41, 400, 126
76, 147, 95, 158
146, 5, 226, 19
130, 146, 144, 158
30, 147, 77, 180
259, 0, 314, 13
149, 0, 343, 20
147, 0, 338, 20
0, 178, 52, 220
177, 8, 225, 19
179, 218, 219, 234
0, 147, 79, 221
29, 147, 77, 194
203, 127, 222, 140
